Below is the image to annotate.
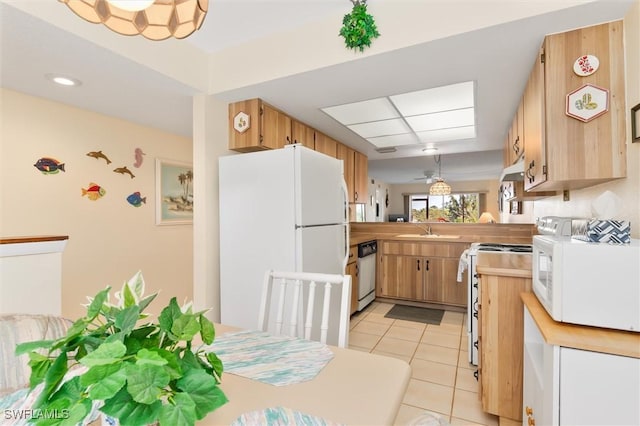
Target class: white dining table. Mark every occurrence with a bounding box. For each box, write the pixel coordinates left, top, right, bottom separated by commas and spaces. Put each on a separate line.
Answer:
200, 324, 411, 426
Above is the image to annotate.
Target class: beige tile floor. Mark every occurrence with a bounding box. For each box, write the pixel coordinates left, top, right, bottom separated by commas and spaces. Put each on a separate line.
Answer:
349, 302, 499, 426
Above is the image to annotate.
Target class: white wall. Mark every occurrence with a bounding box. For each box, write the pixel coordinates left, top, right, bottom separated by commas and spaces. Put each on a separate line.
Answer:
532, 3, 640, 238
0, 89, 193, 319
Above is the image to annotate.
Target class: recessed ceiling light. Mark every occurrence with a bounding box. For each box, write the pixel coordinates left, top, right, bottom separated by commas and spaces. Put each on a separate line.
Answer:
422, 147, 438, 153
45, 74, 82, 87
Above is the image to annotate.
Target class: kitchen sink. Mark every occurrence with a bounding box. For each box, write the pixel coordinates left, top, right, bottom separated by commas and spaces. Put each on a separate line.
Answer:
395, 234, 462, 239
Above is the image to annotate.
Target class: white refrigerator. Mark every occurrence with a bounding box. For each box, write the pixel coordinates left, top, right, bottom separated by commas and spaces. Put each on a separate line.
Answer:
219, 144, 349, 345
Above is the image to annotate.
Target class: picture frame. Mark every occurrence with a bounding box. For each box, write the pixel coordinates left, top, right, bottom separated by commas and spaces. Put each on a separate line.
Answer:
155, 158, 193, 225
632, 103, 640, 143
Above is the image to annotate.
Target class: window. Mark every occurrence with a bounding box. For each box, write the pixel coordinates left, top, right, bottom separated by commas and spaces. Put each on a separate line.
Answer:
408, 193, 480, 223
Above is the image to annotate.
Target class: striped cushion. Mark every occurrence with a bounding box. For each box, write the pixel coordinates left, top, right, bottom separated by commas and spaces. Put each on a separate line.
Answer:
0, 314, 71, 396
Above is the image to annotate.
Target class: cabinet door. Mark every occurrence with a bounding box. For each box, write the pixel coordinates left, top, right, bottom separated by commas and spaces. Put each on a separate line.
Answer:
354, 151, 368, 203
291, 119, 315, 149
347, 261, 359, 315
523, 47, 547, 191
509, 99, 524, 164
379, 255, 423, 300
261, 104, 291, 150
336, 143, 355, 202
228, 99, 264, 152
314, 132, 338, 158
441, 258, 466, 306
423, 257, 443, 303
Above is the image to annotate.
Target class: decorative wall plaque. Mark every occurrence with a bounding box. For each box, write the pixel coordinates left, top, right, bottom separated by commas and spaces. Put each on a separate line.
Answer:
233, 112, 250, 133
566, 84, 609, 122
573, 54, 599, 77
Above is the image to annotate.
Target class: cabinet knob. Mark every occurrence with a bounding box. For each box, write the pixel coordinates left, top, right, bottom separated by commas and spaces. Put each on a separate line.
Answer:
526, 406, 533, 416
528, 417, 535, 426
416, 259, 420, 271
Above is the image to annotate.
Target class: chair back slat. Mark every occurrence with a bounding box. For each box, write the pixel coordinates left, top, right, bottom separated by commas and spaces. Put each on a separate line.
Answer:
304, 280, 317, 341
275, 277, 287, 336
258, 270, 352, 348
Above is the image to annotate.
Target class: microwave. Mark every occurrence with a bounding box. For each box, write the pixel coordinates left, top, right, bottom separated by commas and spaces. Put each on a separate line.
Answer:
532, 235, 640, 332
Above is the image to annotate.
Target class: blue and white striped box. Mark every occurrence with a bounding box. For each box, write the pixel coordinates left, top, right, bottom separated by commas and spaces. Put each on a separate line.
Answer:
586, 220, 631, 244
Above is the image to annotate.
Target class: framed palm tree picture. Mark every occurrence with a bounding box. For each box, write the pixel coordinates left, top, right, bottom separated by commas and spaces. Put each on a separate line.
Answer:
155, 158, 193, 225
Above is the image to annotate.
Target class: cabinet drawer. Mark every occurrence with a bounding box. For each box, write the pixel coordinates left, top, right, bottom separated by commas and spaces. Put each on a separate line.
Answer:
382, 241, 465, 257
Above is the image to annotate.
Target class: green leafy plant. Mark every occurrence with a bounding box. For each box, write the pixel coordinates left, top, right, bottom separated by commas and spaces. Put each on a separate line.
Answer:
339, 0, 380, 52
16, 271, 227, 426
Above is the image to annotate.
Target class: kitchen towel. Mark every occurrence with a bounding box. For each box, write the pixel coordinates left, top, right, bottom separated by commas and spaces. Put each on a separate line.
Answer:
208, 330, 334, 386
457, 249, 469, 282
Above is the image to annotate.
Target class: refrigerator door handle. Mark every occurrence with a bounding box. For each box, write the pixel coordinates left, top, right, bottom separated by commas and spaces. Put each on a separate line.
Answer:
340, 177, 349, 273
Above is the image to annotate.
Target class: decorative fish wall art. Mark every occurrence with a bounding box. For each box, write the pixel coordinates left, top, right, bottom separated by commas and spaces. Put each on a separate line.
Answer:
113, 166, 135, 179
86, 150, 112, 164
34, 157, 65, 174
126, 192, 146, 207
82, 182, 106, 201
133, 148, 145, 168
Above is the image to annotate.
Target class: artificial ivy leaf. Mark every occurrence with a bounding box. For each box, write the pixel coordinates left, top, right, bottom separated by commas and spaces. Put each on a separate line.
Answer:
79, 341, 126, 367
27, 352, 52, 388
158, 392, 196, 426
205, 352, 224, 382
136, 348, 168, 366
34, 352, 68, 409
177, 370, 228, 420
137, 293, 157, 313
80, 363, 121, 387
199, 314, 215, 345
178, 348, 201, 374
115, 305, 141, 334
49, 375, 83, 405
15, 339, 55, 355
171, 315, 200, 341
87, 286, 111, 319
158, 298, 181, 335
33, 396, 89, 426
123, 280, 137, 308
88, 367, 127, 400
101, 387, 161, 426
152, 348, 182, 380
126, 363, 170, 405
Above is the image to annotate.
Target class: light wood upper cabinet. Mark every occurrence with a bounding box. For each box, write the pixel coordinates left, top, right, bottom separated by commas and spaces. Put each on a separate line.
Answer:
314, 132, 338, 158
291, 119, 315, 149
354, 150, 368, 203
524, 21, 626, 191
229, 99, 291, 152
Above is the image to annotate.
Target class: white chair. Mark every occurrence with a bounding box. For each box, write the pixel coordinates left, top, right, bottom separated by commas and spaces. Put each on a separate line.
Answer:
258, 270, 352, 348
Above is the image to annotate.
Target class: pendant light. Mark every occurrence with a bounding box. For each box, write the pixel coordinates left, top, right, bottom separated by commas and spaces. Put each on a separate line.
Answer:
58, 0, 208, 41
429, 155, 451, 196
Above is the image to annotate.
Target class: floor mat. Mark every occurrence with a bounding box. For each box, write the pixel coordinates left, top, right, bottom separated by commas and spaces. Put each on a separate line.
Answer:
384, 305, 444, 325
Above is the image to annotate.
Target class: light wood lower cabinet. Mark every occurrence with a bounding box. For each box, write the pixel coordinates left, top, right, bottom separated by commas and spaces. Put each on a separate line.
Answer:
377, 241, 467, 307
347, 245, 359, 315
478, 273, 531, 422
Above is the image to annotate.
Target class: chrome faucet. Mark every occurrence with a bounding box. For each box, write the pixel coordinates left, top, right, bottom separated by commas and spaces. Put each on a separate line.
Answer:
412, 223, 432, 235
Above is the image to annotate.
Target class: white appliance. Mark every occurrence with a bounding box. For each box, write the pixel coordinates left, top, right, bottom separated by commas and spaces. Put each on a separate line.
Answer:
533, 224, 640, 332
356, 240, 377, 311
466, 242, 533, 366
219, 145, 349, 345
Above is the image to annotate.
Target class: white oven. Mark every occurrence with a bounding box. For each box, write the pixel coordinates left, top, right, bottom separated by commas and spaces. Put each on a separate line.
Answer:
533, 234, 640, 332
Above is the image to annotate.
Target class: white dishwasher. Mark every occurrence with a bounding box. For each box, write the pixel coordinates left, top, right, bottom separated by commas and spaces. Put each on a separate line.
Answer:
357, 240, 377, 311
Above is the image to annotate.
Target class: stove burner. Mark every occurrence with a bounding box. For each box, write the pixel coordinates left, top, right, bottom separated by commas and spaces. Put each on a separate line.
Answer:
476, 243, 533, 253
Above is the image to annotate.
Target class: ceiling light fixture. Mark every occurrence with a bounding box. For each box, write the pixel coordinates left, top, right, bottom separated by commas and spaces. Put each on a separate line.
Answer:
422, 147, 438, 154
429, 155, 451, 196
58, 0, 208, 41
45, 74, 82, 87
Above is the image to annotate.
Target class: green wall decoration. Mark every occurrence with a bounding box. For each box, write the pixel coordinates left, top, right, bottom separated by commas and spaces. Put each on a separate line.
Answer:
339, 0, 380, 52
